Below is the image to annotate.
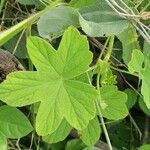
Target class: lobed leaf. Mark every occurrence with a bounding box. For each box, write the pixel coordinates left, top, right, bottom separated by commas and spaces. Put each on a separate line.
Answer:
0, 26, 98, 136
100, 85, 128, 120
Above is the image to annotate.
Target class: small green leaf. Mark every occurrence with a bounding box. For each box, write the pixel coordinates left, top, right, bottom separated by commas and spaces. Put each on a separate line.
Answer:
124, 89, 137, 109
79, 2, 129, 37
117, 25, 139, 64
143, 39, 150, 57
80, 118, 101, 146
0, 105, 33, 138
128, 49, 150, 108
37, 6, 79, 40
43, 119, 72, 144
101, 67, 117, 86
0, 26, 98, 136
51, 141, 67, 150
140, 55, 150, 108
83, 147, 101, 150
128, 49, 144, 73
100, 85, 128, 120
139, 98, 150, 116
0, 137, 7, 150
138, 144, 150, 150
65, 139, 86, 150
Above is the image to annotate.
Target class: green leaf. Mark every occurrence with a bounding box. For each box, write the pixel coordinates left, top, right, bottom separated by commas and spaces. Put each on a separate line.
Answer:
128, 49, 144, 73
140, 55, 150, 108
0, 137, 7, 150
73, 72, 92, 84
65, 139, 86, 150
117, 25, 139, 64
101, 67, 117, 86
0, 27, 97, 136
143, 37, 150, 57
0, 105, 33, 138
83, 147, 101, 150
69, 0, 98, 8
0, 12, 43, 46
128, 50, 150, 108
79, 2, 129, 37
51, 141, 67, 150
43, 119, 72, 143
0, 0, 5, 14
124, 89, 137, 109
0, 1, 59, 46
138, 144, 150, 150
100, 85, 128, 120
139, 98, 150, 116
37, 6, 79, 40
80, 118, 101, 146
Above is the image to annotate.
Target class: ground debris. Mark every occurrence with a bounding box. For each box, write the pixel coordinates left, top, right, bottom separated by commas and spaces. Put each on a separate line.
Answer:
0, 49, 24, 82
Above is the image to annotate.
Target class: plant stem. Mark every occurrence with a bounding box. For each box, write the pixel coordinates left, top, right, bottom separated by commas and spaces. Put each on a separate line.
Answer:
142, 115, 149, 144
95, 101, 113, 150
87, 72, 113, 150
120, 73, 142, 98
110, 65, 139, 77
135, 0, 145, 8
93, 35, 115, 150
104, 0, 150, 44
86, 64, 97, 72
0, 0, 62, 45
96, 72, 113, 150
104, 35, 115, 62
99, 37, 110, 59
12, 29, 26, 55
0, 0, 5, 14
129, 113, 142, 140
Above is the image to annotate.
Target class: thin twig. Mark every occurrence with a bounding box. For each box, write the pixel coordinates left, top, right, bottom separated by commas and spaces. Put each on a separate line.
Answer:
104, 0, 150, 44
29, 132, 35, 150
142, 115, 149, 144
129, 113, 142, 140
12, 29, 26, 55
16, 139, 21, 150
